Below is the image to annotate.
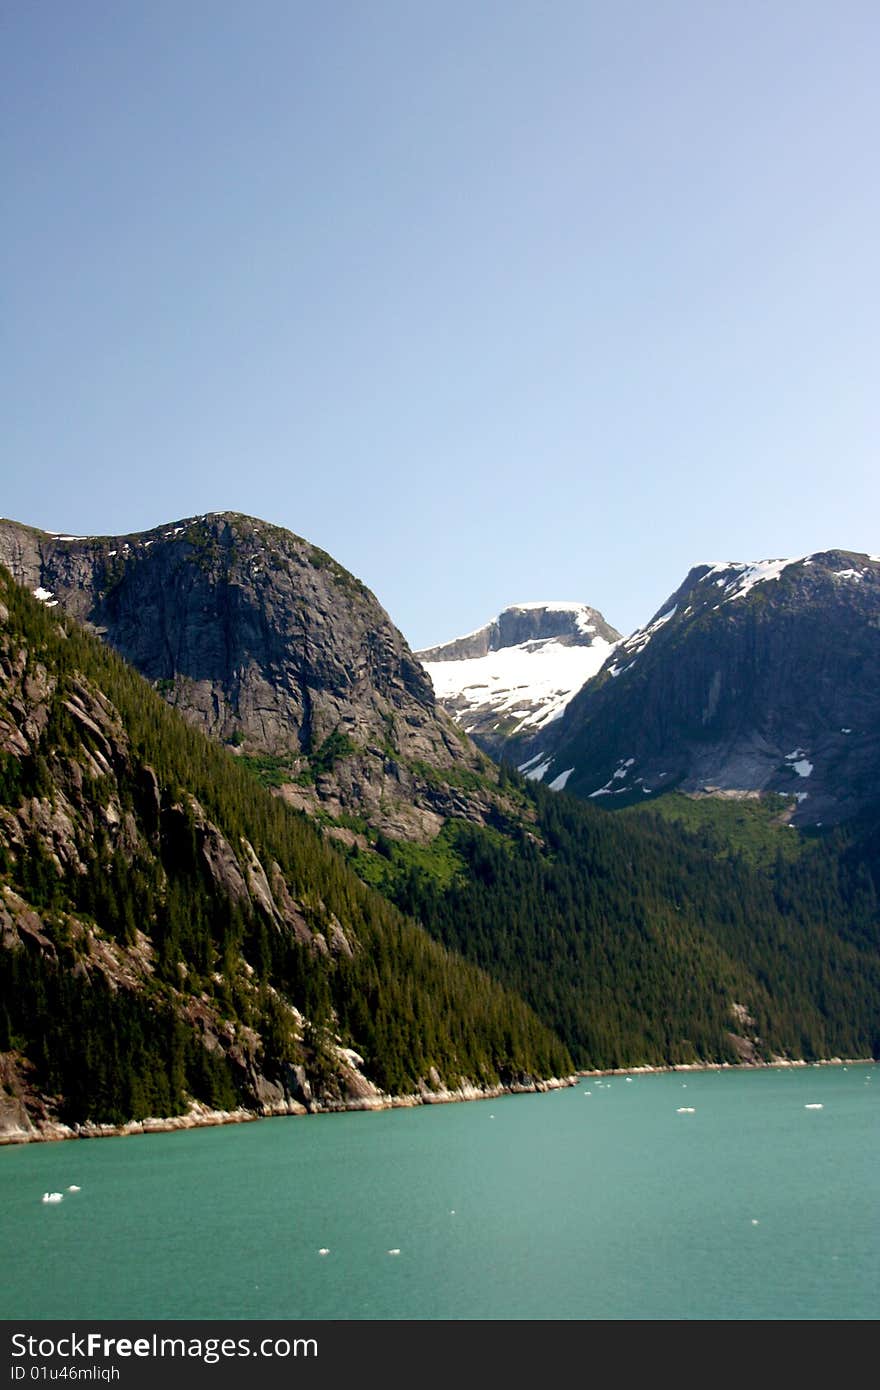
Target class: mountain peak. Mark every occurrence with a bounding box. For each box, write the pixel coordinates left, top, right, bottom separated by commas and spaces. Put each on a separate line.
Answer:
416, 601, 621, 755
522, 548, 880, 824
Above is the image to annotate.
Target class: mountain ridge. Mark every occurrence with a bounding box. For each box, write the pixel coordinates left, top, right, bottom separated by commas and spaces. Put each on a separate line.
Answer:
520, 549, 880, 826
0, 512, 525, 844
417, 601, 620, 758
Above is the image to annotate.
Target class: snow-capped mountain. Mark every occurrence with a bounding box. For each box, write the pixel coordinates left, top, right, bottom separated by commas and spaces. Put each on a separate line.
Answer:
416, 602, 621, 759
523, 550, 880, 826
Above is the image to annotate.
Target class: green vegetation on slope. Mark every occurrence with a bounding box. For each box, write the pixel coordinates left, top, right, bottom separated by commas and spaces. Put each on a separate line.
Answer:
0, 571, 571, 1125
349, 778, 880, 1069
623, 791, 807, 867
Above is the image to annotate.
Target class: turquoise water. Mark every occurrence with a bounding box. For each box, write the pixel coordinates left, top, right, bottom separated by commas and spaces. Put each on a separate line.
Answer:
2, 1067, 876, 1320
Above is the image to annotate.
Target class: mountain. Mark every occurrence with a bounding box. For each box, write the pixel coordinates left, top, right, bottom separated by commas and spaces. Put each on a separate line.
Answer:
2, 522, 877, 1110
416, 602, 620, 763
513, 551, 880, 827
0, 570, 571, 1139
0, 513, 522, 845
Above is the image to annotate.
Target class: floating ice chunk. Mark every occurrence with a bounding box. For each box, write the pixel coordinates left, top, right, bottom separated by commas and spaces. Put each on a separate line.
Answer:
67, 1185, 80, 1192
41, 1192, 63, 1203
318, 1248, 330, 1256
792, 760, 813, 778
804, 1103, 824, 1110
387, 1249, 401, 1256
676, 1107, 696, 1114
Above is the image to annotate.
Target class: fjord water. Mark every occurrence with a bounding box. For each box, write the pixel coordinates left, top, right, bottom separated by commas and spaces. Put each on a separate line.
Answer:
2, 1068, 876, 1320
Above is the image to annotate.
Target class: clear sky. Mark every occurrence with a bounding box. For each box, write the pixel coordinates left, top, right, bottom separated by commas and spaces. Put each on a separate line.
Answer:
3, 1, 878, 648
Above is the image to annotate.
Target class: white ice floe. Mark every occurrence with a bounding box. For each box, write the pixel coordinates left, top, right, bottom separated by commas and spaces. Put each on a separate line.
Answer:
804, 1103, 824, 1110
318, 1248, 330, 1256
67, 1185, 80, 1192
41, 1192, 63, 1203
387, 1249, 401, 1256
676, 1107, 696, 1114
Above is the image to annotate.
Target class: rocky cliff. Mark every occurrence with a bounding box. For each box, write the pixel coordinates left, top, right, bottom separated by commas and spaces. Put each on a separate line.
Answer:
417, 602, 620, 761
523, 551, 880, 826
0, 513, 519, 842
0, 571, 571, 1137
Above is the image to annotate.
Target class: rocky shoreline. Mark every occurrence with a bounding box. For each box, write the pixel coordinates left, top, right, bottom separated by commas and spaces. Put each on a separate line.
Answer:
0, 1074, 580, 1146
2, 1055, 873, 1147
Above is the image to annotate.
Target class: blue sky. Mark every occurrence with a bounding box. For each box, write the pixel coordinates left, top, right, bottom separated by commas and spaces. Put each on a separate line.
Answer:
3, 1, 878, 648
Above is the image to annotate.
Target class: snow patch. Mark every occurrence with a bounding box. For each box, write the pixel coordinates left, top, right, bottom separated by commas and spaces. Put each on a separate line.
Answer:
422, 632, 617, 736
785, 749, 813, 778
617, 606, 677, 662
701, 557, 805, 604
548, 767, 574, 791
524, 760, 552, 783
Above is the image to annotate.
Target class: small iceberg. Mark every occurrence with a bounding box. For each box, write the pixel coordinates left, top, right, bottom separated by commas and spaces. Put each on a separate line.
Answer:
317, 1249, 330, 1256
41, 1192, 63, 1203
804, 1103, 824, 1110
67, 1185, 81, 1192
387, 1248, 401, 1256
676, 1107, 696, 1114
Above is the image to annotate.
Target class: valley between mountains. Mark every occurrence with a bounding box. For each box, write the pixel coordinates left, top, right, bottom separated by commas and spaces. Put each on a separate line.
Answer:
0, 514, 877, 1140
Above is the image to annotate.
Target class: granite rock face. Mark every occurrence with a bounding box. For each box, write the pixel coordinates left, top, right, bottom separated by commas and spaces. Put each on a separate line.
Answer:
0, 513, 508, 839
522, 551, 880, 826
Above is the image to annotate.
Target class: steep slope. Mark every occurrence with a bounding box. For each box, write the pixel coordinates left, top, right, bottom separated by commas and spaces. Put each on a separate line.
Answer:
349, 776, 880, 1067
0, 570, 571, 1138
523, 551, 880, 826
0, 514, 520, 843
417, 602, 620, 762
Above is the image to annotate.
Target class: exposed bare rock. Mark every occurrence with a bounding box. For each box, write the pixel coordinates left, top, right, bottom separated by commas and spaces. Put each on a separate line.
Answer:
0, 513, 509, 842
268, 864, 316, 948
0, 886, 57, 957
524, 550, 880, 826
239, 838, 280, 923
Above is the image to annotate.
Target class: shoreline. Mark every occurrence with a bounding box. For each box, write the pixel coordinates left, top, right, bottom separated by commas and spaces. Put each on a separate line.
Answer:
0, 1074, 580, 1146
1, 1056, 873, 1147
